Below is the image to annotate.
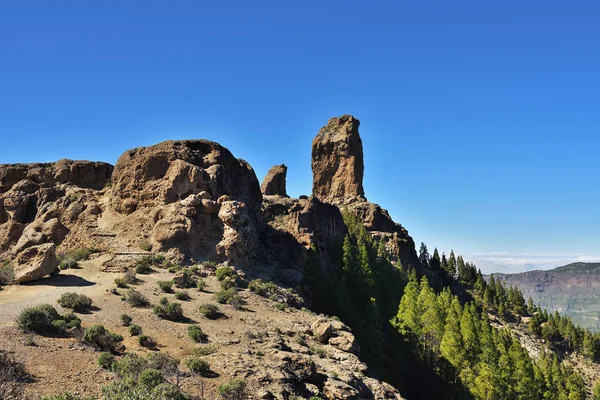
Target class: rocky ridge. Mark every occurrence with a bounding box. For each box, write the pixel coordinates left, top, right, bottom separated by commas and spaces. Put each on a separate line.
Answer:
0, 115, 416, 399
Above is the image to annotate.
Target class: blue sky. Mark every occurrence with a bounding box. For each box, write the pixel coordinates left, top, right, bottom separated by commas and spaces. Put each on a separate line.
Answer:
1, 1, 598, 273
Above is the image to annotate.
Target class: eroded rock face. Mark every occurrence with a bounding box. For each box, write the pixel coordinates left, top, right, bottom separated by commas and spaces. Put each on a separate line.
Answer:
312, 115, 365, 203
261, 164, 288, 197
0, 160, 113, 192
109, 140, 263, 265
12, 243, 59, 283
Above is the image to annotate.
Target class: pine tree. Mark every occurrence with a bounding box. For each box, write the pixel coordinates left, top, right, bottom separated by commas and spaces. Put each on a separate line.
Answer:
418, 277, 444, 360
474, 269, 486, 297
393, 271, 421, 336
342, 234, 357, 277
457, 255, 467, 285
460, 303, 479, 362
527, 296, 535, 315
440, 297, 466, 370
430, 248, 441, 271
445, 250, 457, 278
418, 242, 430, 269
593, 380, 600, 400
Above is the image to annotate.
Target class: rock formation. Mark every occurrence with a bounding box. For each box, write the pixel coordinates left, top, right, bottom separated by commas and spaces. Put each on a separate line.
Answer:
312, 115, 365, 203
261, 164, 288, 197
108, 139, 263, 265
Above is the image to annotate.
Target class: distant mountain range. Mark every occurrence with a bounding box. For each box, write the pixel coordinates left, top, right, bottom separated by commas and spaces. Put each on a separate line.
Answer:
490, 262, 600, 331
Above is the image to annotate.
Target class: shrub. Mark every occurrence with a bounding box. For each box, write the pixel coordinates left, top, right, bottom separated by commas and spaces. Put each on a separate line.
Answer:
42, 393, 93, 400
198, 303, 222, 320
56, 292, 93, 312
98, 352, 115, 370
175, 269, 196, 288
0, 260, 13, 285
54, 313, 81, 332
174, 291, 190, 301
112, 353, 148, 379
120, 314, 133, 326
16, 304, 60, 332
168, 266, 181, 273
83, 325, 123, 352
140, 240, 152, 252
309, 345, 327, 358
138, 335, 156, 348
152, 254, 166, 266
229, 294, 244, 310
125, 289, 149, 307
138, 368, 164, 389
215, 288, 238, 304
157, 280, 173, 293
274, 302, 286, 311
114, 278, 127, 288
215, 266, 236, 281
63, 248, 97, 262
123, 269, 137, 284
196, 278, 207, 292
202, 260, 218, 270
135, 258, 152, 274
193, 345, 216, 356
248, 279, 278, 298
188, 325, 208, 343
59, 257, 78, 270
153, 301, 184, 321
185, 357, 210, 376
218, 379, 247, 400
129, 324, 143, 336
159, 296, 169, 306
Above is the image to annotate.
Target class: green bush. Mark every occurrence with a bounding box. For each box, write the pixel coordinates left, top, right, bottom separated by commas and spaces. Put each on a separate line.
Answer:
215, 266, 236, 281
193, 345, 216, 356
153, 300, 185, 321
140, 240, 152, 252
83, 325, 123, 352
59, 257, 78, 270
157, 280, 173, 293
16, 304, 60, 332
138, 368, 164, 389
159, 296, 169, 306
0, 260, 13, 285
114, 277, 127, 288
220, 277, 236, 290
174, 291, 190, 301
112, 353, 147, 380
274, 302, 286, 311
198, 303, 222, 320
248, 279, 278, 298
196, 278, 207, 292
129, 324, 143, 336
218, 379, 247, 400
230, 295, 244, 310
168, 266, 181, 273
185, 356, 210, 376
188, 325, 208, 343
57, 292, 93, 312
123, 269, 137, 284
215, 288, 238, 304
135, 258, 152, 274
120, 314, 133, 326
125, 289, 149, 307
98, 352, 115, 370
175, 269, 196, 288
152, 254, 166, 265
138, 335, 156, 348
51, 313, 81, 333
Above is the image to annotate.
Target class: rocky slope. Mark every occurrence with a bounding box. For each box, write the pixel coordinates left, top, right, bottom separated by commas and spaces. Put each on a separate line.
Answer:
0, 115, 420, 399
493, 262, 600, 331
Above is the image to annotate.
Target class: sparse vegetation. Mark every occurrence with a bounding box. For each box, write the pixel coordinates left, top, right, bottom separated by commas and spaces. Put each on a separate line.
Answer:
83, 325, 123, 352
248, 279, 278, 297
114, 278, 127, 288
123, 269, 137, 284
124, 289, 149, 307
120, 313, 132, 326
16, 304, 80, 334
0, 260, 13, 286
0, 349, 27, 399
196, 278, 207, 292
274, 302, 286, 311
192, 345, 216, 356
188, 325, 208, 343
129, 324, 142, 336
59, 257, 78, 270
174, 268, 196, 288
153, 300, 184, 321
215, 266, 236, 281
42, 393, 94, 400
218, 378, 247, 400
157, 280, 173, 293
98, 352, 116, 370
215, 288, 238, 304
138, 335, 156, 348
56, 292, 93, 312
185, 356, 210, 376
139, 240, 152, 252
135, 257, 153, 274
174, 291, 190, 301
309, 345, 327, 358
198, 303, 222, 320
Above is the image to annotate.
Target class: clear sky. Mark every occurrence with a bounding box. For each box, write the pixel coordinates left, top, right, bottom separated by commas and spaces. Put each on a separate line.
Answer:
1, 1, 599, 273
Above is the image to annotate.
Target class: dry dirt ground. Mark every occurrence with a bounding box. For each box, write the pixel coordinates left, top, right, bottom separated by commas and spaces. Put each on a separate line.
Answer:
0, 255, 327, 399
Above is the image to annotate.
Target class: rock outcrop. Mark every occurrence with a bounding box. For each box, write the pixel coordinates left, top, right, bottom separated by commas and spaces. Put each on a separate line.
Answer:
108, 140, 263, 265
0, 160, 113, 192
261, 164, 288, 197
12, 243, 59, 283
312, 115, 365, 203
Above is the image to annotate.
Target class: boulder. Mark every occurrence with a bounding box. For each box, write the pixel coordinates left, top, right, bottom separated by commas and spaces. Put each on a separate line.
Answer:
13, 243, 59, 283
261, 164, 288, 197
323, 379, 360, 400
311, 115, 365, 203
312, 318, 334, 344
329, 331, 359, 355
